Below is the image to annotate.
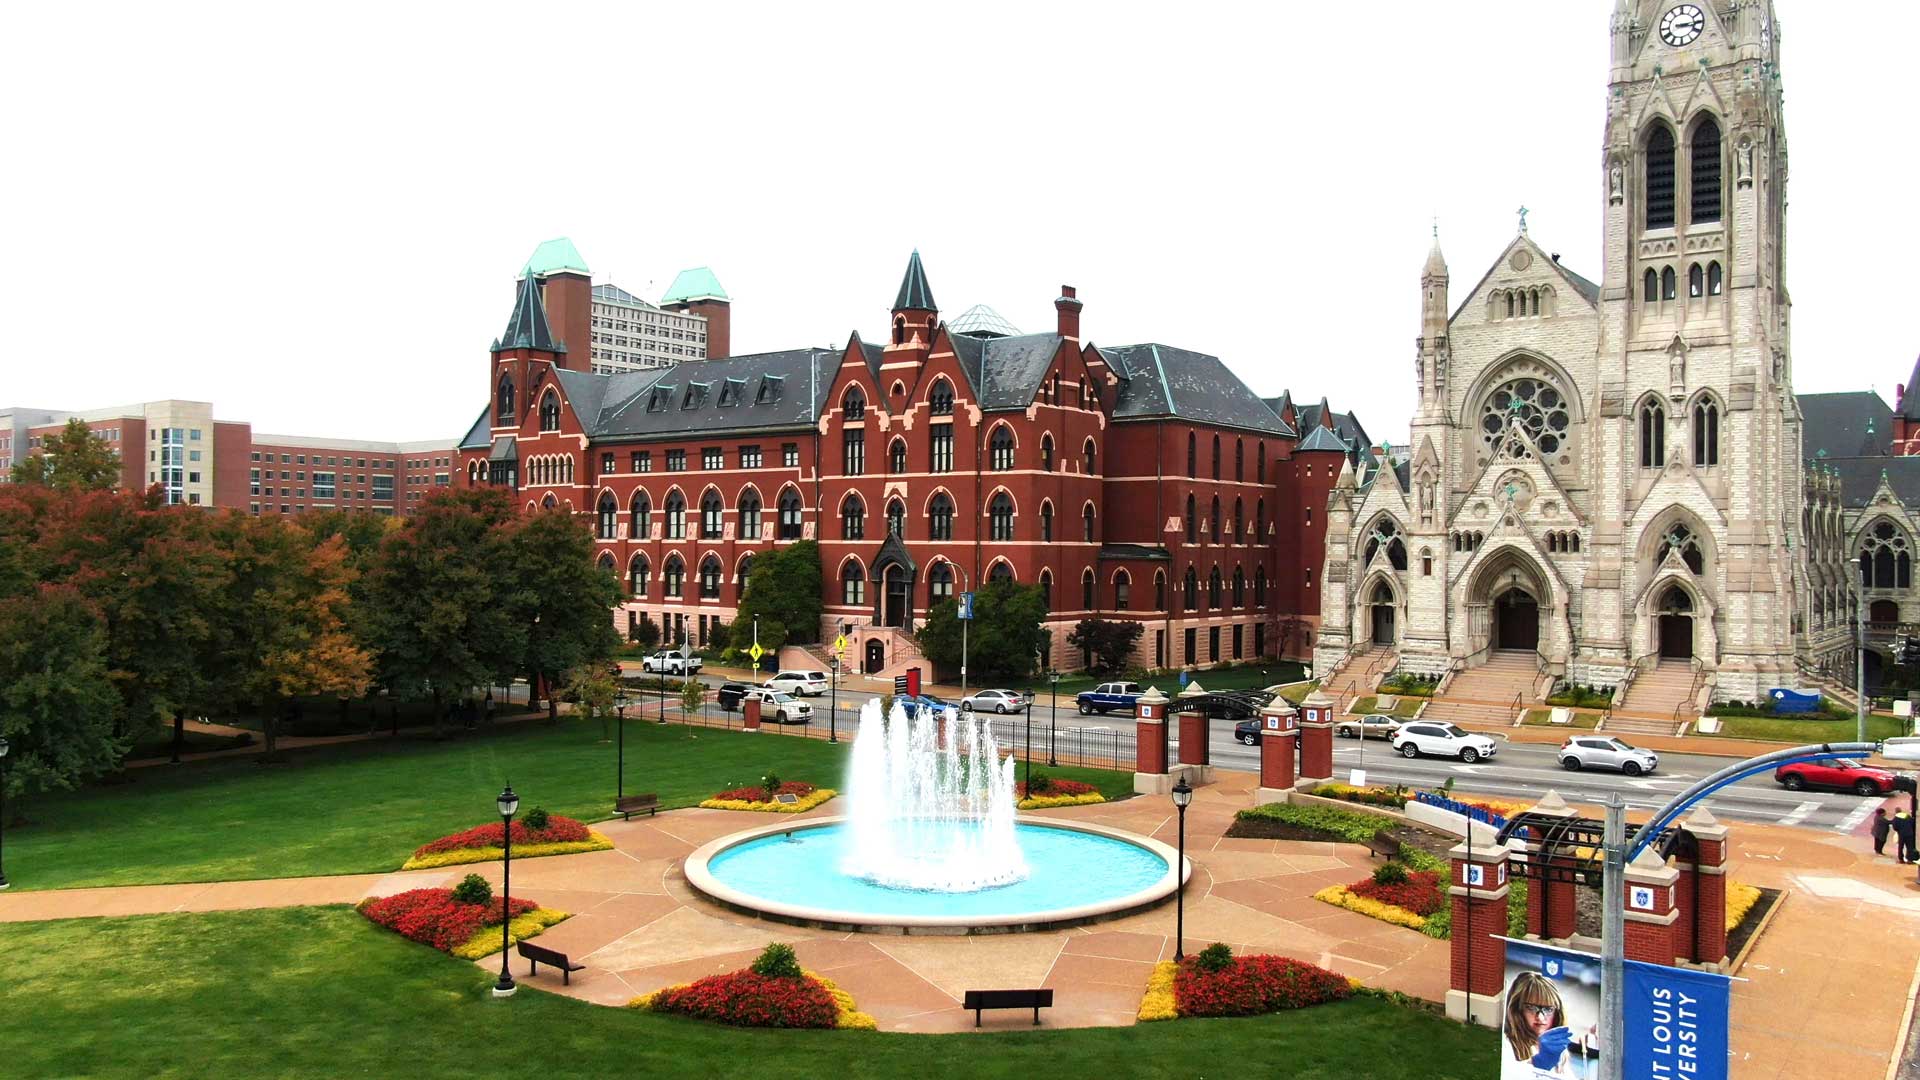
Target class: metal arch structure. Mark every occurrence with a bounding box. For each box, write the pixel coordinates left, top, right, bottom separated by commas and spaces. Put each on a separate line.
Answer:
1496, 812, 1694, 887
1163, 690, 1273, 722
1626, 741, 1882, 861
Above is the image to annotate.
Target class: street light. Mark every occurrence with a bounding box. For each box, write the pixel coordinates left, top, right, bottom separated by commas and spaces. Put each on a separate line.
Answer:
615, 693, 629, 802
1171, 775, 1193, 962
828, 656, 839, 744
1047, 670, 1061, 767
493, 783, 520, 998
0, 735, 9, 890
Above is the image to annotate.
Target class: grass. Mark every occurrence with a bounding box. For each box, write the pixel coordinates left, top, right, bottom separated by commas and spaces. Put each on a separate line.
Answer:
1351, 695, 1424, 718
1699, 712, 1908, 742
1, 906, 1496, 1080
1521, 708, 1602, 729
1277, 679, 1321, 704
6, 715, 1136, 892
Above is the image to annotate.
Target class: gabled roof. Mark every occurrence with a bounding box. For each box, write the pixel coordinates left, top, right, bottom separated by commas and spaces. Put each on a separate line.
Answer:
520, 237, 589, 278
661, 267, 729, 304
894, 250, 937, 312
1296, 425, 1349, 453
946, 332, 1064, 411
1798, 391, 1891, 460
1100, 344, 1293, 436
1294, 400, 1368, 449
1451, 233, 1600, 323
588, 348, 836, 439
458, 407, 491, 451
493, 273, 565, 353
1901, 356, 1920, 420
1824, 456, 1920, 509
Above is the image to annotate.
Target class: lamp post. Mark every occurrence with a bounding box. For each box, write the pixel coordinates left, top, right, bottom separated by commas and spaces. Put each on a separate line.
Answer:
828, 656, 839, 744
1047, 670, 1061, 767
615, 693, 628, 802
1171, 776, 1192, 961
1023, 691, 1034, 794
493, 783, 520, 998
0, 736, 9, 890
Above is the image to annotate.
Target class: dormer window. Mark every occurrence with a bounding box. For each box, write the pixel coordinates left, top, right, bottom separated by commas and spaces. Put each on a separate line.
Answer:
756, 375, 784, 405
648, 386, 675, 413
719, 378, 744, 406
682, 383, 709, 410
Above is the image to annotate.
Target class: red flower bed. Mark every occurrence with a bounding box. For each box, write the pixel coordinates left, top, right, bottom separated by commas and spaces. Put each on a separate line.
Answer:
1349, 870, 1445, 916
412, 815, 591, 857
1174, 955, 1353, 1017
361, 888, 537, 952
1014, 779, 1097, 798
712, 781, 817, 802
649, 971, 839, 1029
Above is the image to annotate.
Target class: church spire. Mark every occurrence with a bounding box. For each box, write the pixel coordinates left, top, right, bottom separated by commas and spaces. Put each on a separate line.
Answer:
893, 249, 938, 313
494, 272, 564, 353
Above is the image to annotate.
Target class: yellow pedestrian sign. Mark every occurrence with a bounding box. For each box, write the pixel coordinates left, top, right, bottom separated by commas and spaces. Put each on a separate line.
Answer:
749, 643, 764, 663
833, 634, 847, 656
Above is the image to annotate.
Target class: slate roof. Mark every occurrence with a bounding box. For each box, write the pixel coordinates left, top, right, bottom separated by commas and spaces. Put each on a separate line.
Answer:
947, 332, 1064, 411
1294, 401, 1368, 448
458, 407, 491, 451
1799, 391, 1891, 460
1902, 356, 1920, 421
1099, 343, 1295, 437
1824, 456, 1920, 509
894, 250, 937, 311
1295, 426, 1350, 453
494, 273, 565, 353
586, 349, 837, 439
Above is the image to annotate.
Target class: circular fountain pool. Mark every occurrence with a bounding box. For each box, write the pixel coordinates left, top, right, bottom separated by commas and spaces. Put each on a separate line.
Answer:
685, 816, 1187, 933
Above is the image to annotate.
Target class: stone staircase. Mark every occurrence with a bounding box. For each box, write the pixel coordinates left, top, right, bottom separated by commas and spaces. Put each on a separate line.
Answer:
1608, 660, 1698, 736
1323, 645, 1394, 702
1421, 651, 1538, 727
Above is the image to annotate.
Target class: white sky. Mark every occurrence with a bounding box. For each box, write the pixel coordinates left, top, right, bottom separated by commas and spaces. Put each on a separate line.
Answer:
3, 1, 1913, 443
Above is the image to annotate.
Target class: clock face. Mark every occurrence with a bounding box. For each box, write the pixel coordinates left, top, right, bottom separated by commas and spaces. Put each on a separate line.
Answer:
1661, 5, 1705, 47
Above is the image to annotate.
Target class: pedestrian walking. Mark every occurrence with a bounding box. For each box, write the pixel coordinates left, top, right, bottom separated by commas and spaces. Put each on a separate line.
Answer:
1894, 810, 1918, 865
1873, 807, 1893, 857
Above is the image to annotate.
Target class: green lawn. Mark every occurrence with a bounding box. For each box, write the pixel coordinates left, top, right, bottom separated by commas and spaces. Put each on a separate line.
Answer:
1521, 708, 1602, 729
1701, 712, 1908, 742
1351, 695, 1425, 718
6, 715, 1135, 892
1, 906, 1496, 1080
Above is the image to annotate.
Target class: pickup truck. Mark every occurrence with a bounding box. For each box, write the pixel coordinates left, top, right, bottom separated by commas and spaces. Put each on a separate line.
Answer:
640, 649, 703, 676
1076, 681, 1145, 715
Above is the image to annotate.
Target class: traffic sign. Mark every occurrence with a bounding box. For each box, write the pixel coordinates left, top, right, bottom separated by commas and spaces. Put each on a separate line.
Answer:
748, 643, 764, 663
833, 634, 847, 656
958, 591, 974, 620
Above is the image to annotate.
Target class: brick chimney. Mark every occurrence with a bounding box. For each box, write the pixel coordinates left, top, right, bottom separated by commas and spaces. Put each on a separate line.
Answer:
537, 271, 593, 373
1055, 285, 1083, 342
681, 298, 731, 359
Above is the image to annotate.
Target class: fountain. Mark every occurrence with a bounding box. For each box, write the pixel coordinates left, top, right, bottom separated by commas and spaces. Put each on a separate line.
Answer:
683, 698, 1188, 933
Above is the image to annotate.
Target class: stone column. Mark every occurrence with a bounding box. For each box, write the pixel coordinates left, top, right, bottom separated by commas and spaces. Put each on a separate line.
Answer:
1517, 791, 1579, 941
1255, 700, 1298, 804
1132, 686, 1171, 795
1297, 689, 1336, 783
1683, 806, 1731, 968
1623, 846, 1682, 966
1176, 681, 1210, 769
742, 697, 762, 733
1447, 824, 1510, 1029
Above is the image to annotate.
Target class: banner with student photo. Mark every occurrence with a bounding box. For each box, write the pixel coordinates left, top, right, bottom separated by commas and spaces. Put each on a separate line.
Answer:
1499, 939, 1601, 1079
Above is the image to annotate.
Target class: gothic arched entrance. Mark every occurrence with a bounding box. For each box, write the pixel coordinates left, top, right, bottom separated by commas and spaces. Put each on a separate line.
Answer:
1657, 585, 1693, 660
883, 565, 909, 628
1493, 588, 1540, 651
864, 639, 886, 674
1369, 582, 1396, 645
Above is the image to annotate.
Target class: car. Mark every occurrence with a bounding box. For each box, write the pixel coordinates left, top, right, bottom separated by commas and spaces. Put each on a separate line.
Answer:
962, 689, 1027, 714
1559, 736, 1659, 775
1774, 757, 1901, 796
764, 670, 830, 697
715, 682, 753, 712
1391, 722, 1499, 763
1336, 714, 1402, 741
1076, 681, 1145, 715
1234, 719, 1263, 746
743, 688, 812, 724
640, 649, 703, 676
901, 693, 956, 719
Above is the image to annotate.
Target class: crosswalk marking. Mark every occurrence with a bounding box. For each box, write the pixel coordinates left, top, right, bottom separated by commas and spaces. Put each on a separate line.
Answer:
1778, 801, 1821, 826
1833, 801, 1877, 833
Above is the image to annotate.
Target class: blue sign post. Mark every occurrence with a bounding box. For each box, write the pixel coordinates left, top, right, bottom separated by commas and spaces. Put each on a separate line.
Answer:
958, 591, 974, 620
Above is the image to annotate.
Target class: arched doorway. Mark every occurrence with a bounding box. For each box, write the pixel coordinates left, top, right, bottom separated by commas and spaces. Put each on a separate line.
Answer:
864, 640, 886, 674
1657, 585, 1693, 660
1369, 582, 1396, 645
1493, 588, 1540, 651
883, 565, 909, 628
1871, 600, 1899, 625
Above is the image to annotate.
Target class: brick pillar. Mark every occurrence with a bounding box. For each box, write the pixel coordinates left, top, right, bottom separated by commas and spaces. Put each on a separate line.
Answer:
742, 697, 762, 733
1256, 701, 1298, 804
1176, 682, 1210, 768
1297, 690, 1336, 783
1447, 828, 1510, 1028
1517, 790, 1578, 941
1623, 846, 1682, 966
1132, 687, 1171, 795
1684, 806, 1731, 968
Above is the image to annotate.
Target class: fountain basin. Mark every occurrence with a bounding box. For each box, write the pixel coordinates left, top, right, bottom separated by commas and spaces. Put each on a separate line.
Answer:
684, 815, 1189, 935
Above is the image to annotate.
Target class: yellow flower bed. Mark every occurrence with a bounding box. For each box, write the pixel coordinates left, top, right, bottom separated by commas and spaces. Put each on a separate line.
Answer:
1017, 792, 1108, 810
1313, 884, 1429, 931
1726, 881, 1761, 931
627, 970, 876, 1030
1136, 960, 1179, 1021
449, 908, 570, 961
699, 788, 838, 813
628, 983, 686, 1011
401, 832, 614, 871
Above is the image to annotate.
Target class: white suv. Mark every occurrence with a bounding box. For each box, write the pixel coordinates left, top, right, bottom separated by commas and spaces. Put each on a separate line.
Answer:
1392, 722, 1499, 763
764, 670, 829, 696
1559, 736, 1658, 776
744, 689, 812, 724
961, 689, 1027, 714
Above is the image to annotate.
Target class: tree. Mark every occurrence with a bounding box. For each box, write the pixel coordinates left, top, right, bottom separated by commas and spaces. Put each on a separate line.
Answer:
1276, 615, 1312, 660
630, 613, 661, 649
729, 615, 787, 675
563, 663, 619, 739
508, 508, 622, 719
735, 540, 823, 645
1068, 618, 1144, 675
916, 579, 1050, 680
0, 585, 125, 813
10, 418, 122, 491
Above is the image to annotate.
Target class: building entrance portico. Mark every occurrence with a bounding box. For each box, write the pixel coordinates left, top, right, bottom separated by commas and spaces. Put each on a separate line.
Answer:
1493, 588, 1540, 652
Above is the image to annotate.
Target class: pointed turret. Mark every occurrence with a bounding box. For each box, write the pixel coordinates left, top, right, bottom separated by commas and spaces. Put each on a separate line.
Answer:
1418, 227, 1451, 418
886, 250, 939, 359
893, 250, 937, 312
495, 272, 563, 354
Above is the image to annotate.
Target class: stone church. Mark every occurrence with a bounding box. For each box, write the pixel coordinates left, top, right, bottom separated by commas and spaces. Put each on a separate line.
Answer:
1316, 0, 1807, 702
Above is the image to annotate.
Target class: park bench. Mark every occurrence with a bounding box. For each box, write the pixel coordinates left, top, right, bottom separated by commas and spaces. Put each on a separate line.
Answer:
961, 988, 1054, 1027
615, 793, 659, 820
1365, 832, 1403, 861
517, 941, 586, 985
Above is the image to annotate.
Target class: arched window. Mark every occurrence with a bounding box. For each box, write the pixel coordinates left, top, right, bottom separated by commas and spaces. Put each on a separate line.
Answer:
1661, 266, 1677, 302
1646, 123, 1677, 230
1207, 566, 1223, 608
738, 491, 761, 540
1083, 438, 1097, 474
1038, 569, 1053, 609
989, 561, 1014, 584
1693, 397, 1720, 467
736, 553, 753, 587
989, 492, 1014, 541
1233, 498, 1244, 543
1082, 503, 1096, 543
928, 378, 954, 416
699, 555, 722, 599
1209, 496, 1222, 543
1232, 567, 1246, 608
1656, 523, 1705, 574
928, 561, 954, 602
664, 555, 685, 597
1187, 433, 1197, 476
842, 561, 866, 605
597, 552, 616, 578
1860, 521, 1912, 589
539, 392, 560, 432
1040, 435, 1054, 472
1690, 116, 1722, 224
628, 554, 650, 597
777, 488, 803, 540
1183, 566, 1198, 610
1644, 268, 1659, 304
564, 457, 573, 484
596, 492, 617, 539
1114, 570, 1132, 609
496, 375, 515, 423
990, 425, 1015, 470
892, 316, 905, 345
629, 492, 651, 538
1707, 261, 1723, 296
664, 491, 687, 539
1254, 567, 1268, 606
1363, 519, 1408, 571
1040, 500, 1054, 542
930, 493, 955, 540
1185, 494, 1197, 543
1155, 570, 1168, 610
888, 438, 907, 474
843, 387, 865, 421
841, 493, 865, 540
1235, 438, 1244, 482
1640, 399, 1666, 468
1689, 263, 1704, 298
1082, 569, 1095, 609
1257, 442, 1267, 484
886, 498, 906, 539
1211, 434, 1221, 480
700, 490, 724, 539
1255, 498, 1265, 541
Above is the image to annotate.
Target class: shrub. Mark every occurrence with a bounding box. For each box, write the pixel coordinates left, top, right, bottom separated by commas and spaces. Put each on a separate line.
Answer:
1137, 960, 1179, 1021
522, 807, 551, 831
1372, 862, 1409, 886
412, 814, 591, 857
1237, 802, 1395, 845
1194, 942, 1234, 974
761, 772, 781, 800
1015, 778, 1095, 798
1175, 954, 1352, 1017
451, 873, 493, 906
1024, 771, 1054, 795
359, 888, 538, 953
751, 942, 803, 980
1350, 869, 1444, 916
1312, 782, 1409, 809
642, 971, 839, 1029
714, 780, 816, 802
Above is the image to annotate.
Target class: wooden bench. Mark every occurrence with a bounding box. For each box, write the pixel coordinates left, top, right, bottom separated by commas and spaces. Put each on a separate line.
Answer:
615, 793, 659, 820
517, 941, 586, 985
1365, 832, 1403, 861
962, 988, 1053, 1027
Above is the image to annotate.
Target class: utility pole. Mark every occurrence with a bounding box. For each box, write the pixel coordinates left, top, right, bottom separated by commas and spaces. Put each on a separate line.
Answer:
1858, 587, 1868, 743
1599, 792, 1626, 1080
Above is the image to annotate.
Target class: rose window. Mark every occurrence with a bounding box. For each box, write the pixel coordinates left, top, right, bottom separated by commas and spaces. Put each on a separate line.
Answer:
1480, 378, 1570, 457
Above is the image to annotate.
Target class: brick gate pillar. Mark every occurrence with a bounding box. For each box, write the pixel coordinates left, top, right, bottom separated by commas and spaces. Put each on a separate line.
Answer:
1297, 690, 1336, 783
1176, 682, 1210, 769
1132, 687, 1171, 795
1623, 846, 1682, 966
1255, 700, 1298, 804
742, 697, 762, 733
1683, 806, 1730, 968
1517, 790, 1578, 940
1447, 827, 1510, 1029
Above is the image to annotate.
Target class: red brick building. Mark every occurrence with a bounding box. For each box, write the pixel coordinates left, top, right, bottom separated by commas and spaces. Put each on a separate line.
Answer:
460, 251, 1358, 675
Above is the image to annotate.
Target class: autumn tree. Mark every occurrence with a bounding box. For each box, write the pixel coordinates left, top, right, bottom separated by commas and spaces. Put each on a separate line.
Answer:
0, 585, 125, 811
507, 508, 621, 719
10, 418, 123, 491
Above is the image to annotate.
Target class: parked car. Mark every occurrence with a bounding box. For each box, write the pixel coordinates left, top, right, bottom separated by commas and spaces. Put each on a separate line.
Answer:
1336, 714, 1402, 741
1076, 681, 1145, 715
1559, 736, 1658, 776
764, 670, 829, 697
1234, 719, 1263, 745
641, 649, 703, 676
1775, 757, 1900, 796
962, 689, 1027, 714
715, 682, 753, 712
1392, 722, 1499, 763
743, 688, 812, 724
901, 693, 957, 719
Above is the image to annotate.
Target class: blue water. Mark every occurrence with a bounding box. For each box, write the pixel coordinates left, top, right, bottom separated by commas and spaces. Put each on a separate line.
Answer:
707, 823, 1170, 918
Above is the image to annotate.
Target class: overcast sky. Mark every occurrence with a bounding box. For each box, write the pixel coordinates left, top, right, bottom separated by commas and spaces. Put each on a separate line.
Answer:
3, 1, 1913, 442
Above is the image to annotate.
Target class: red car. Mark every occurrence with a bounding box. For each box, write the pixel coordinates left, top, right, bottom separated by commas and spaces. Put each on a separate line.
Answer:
1774, 757, 1900, 797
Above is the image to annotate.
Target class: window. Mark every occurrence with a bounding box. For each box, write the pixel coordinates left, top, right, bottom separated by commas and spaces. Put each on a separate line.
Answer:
1208, 626, 1220, 662
782, 444, 799, 468
1233, 498, 1244, 543
740, 445, 762, 468
843, 429, 865, 475
539, 392, 560, 431
1114, 571, 1132, 609
928, 379, 954, 416
1210, 497, 1222, 543
1155, 571, 1167, 609
886, 499, 905, 538
1082, 570, 1096, 609
1690, 116, 1722, 224
930, 493, 955, 540
701, 491, 723, 538
989, 425, 1015, 471
1185, 495, 1197, 543
1861, 521, 1913, 589
1211, 435, 1221, 479
841, 494, 865, 540
1232, 567, 1246, 607
602, 453, 615, 475
989, 493, 1014, 541
664, 556, 685, 598
842, 562, 866, 605
1184, 627, 1196, 664
1656, 523, 1705, 575
596, 492, 618, 538
1646, 123, 1676, 230
843, 387, 865, 421
989, 562, 1014, 584
1040, 435, 1054, 472
1661, 266, 1677, 302
665, 492, 686, 539
1689, 263, 1704, 299
1082, 503, 1095, 543
1256, 498, 1266, 539
496, 376, 515, 423
1640, 399, 1666, 468
1183, 567, 1198, 610
1364, 519, 1409, 570
1693, 398, 1720, 467
888, 439, 906, 474
1257, 442, 1266, 484
1707, 261, 1723, 297
637, 451, 652, 473
778, 489, 804, 539
1208, 567, 1223, 608
1644, 268, 1659, 303
666, 449, 686, 471
702, 448, 722, 470
929, 562, 954, 601
1083, 439, 1096, 474
930, 425, 953, 473
629, 492, 651, 538
1187, 433, 1197, 476
700, 556, 722, 599
1040, 501, 1054, 542
1254, 567, 1267, 607
1035, 569, 1052, 609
